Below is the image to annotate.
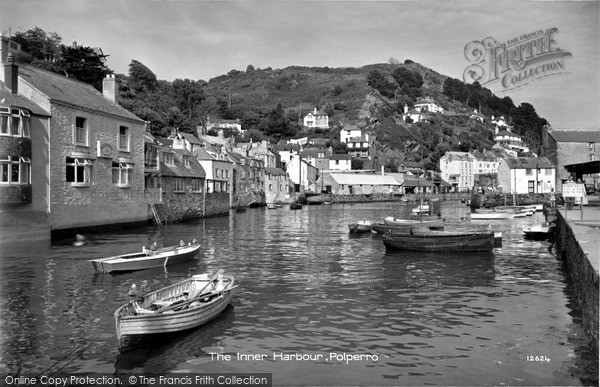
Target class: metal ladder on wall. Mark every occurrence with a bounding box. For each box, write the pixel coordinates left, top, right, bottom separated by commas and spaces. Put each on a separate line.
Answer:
145, 189, 162, 227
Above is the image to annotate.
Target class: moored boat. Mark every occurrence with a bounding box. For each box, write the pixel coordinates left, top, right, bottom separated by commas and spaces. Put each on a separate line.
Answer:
382, 230, 501, 253
89, 240, 201, 273
115, 271, 235, 352
383, 216, 445, 229
469, 210, 515, 220
523, 223, 555, 240
372, 222, 442, 235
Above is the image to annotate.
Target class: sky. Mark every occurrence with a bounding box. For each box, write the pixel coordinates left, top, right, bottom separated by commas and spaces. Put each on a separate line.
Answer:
1, 0, 598, 130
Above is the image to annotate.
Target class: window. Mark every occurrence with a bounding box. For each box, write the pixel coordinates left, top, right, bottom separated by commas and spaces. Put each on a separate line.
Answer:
590, 154, 597, 161
118, 126, 129, 151
173, 178, 184, 192
163, 152, 174, 166
525, 169, 532, 175
0, 108, 30, 138
66, 157, 91, 185
74, 117, 88, 146
112, 162, 133, 187
589, 142, 595, 152
0, 156, 30, 184
183, 155, 190, 168
545, 168, 552, 175
528, 181, 534, 193
191, 179, 202, 192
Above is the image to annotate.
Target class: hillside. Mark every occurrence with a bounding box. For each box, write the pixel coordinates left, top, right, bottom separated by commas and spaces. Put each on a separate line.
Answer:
8, 26, 548, 172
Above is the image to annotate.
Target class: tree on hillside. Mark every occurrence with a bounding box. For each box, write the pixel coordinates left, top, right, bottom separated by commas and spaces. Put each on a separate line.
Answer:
129, 60, 159, 93
391, 67, 423, 101
12, 27, 61, 63
366, 70, 396, 99
171, 79, 206, 121
56, 45, 110, 90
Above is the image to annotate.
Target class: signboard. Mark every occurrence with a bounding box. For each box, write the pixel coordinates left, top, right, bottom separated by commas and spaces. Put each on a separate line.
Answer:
562, 183, 584, 198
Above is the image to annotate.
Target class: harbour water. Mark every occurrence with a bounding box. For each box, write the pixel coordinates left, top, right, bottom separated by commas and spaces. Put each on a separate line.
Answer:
0, 201, 597, 385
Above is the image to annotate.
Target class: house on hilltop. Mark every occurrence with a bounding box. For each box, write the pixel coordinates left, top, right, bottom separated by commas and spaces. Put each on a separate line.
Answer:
303, 107, 329, 129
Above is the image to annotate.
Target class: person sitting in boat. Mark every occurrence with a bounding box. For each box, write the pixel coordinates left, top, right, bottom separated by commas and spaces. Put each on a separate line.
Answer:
192, 238, 197, 245
180, 239, 185, 247
150, 242, 158, 251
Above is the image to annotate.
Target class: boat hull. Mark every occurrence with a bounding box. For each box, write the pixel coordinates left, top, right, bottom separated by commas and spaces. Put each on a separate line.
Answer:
383, 231, 497, 253
383, 217, 445, 229
470, 212, 515, 220
89, 244, 201, 273
115, 274, 235, 352
372, 222, 444, 234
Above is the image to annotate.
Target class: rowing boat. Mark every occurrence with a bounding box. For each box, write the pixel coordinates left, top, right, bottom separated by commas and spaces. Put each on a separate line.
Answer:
383, 216, 445, 229
89, 241, 201, 273
382, 230, 501, 253
114, 271, 235, 352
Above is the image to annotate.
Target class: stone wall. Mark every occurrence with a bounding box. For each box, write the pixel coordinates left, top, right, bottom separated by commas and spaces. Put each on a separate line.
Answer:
470, 193, 551, 209
555, 212, 599, 353
49, 103, 147, 230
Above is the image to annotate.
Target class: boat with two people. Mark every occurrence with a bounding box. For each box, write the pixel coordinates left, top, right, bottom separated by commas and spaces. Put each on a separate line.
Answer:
89, 239, 201, 273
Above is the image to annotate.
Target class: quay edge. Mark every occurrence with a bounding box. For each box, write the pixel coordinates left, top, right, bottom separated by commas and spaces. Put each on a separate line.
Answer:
554, 206, 600, 354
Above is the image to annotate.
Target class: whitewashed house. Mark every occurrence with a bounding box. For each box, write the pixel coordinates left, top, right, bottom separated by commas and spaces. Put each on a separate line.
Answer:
497, 157, 555, 194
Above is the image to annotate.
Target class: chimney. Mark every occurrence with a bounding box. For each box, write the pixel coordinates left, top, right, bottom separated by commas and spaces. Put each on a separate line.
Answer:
102, 74, 118, 104
4, 53, 18, 94
171, 127, 179, 136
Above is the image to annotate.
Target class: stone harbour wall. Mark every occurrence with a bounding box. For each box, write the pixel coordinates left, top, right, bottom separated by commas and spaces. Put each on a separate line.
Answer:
555, 211, 599, 353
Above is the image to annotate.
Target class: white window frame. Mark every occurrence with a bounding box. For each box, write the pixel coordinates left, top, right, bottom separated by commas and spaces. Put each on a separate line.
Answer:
173, 178, 184, 192
163, 152, 175, 166
74, 116, 89, 146
0, 156, 30, 184
0, 108, 31, 138
112, 162, 133, 187
191, 179, 203, 192
66, 157, 92, 186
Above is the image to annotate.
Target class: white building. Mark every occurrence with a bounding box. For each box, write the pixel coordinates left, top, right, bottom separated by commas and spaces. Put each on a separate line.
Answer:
328, 154, 352, 171
414, 100, 444, 114
340, 124, 364, 143
439, 151, 476, 191
493, 127, 530, 156
303, 108, 329, 129
497, 157, 555, 194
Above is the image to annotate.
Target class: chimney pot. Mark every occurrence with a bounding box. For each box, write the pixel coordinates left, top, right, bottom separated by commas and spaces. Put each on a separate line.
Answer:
4, 53, 18, 94
102, 74, 118, 104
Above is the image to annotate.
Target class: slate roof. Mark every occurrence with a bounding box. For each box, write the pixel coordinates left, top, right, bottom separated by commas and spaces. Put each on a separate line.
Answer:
159, 147, 206, 178
549, 130, 600, 143
403, 177, 435, 187
502, 157, 554, 169
17, 65, 142, 122
265, 167, 287, 176
329, 173, 401, 186
330, 154, 352, 160
0, 86, 50, 116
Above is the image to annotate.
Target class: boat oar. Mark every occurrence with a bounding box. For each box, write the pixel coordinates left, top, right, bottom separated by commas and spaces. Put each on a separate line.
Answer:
155, 269, 225, 314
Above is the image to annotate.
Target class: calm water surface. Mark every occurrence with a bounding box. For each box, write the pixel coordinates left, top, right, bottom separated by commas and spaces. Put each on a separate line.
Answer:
0, 201, 597, 386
